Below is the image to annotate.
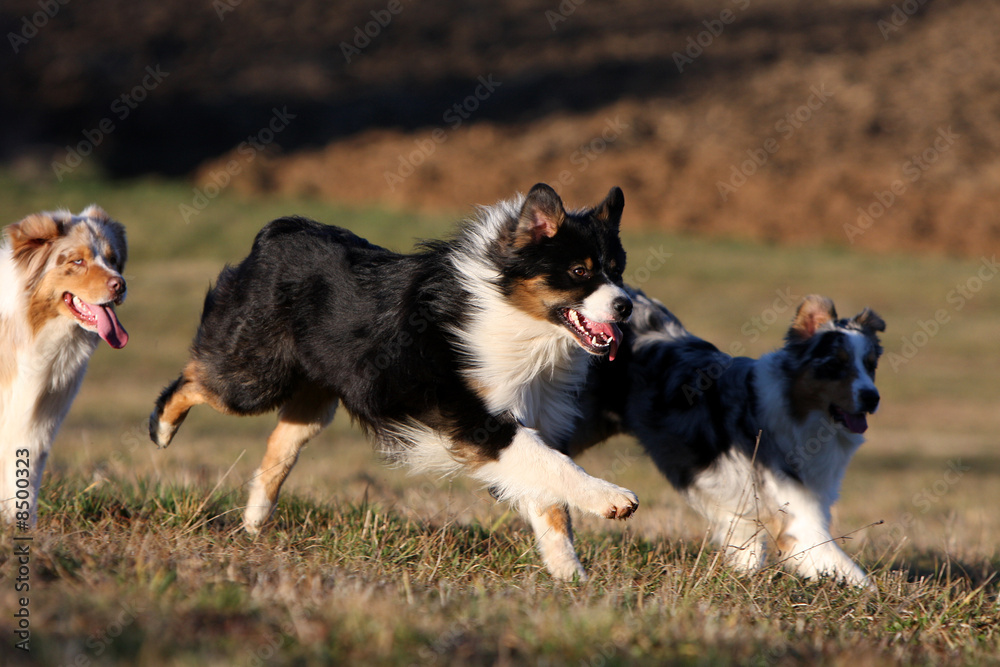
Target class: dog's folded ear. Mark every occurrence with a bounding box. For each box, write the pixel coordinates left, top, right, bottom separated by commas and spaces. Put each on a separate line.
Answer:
852, 308, 885, 333
788, 294, 837, 341
5, 213, 65, 272
592, 186, 625, 228
514, 183, 566, 246
6, 212, 63, 247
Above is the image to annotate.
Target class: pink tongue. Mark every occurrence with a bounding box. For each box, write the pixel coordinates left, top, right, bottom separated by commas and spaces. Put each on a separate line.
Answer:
91, 303, 129, 349
608, 323, 621, 361
588, 321, 623, 361
843, 411, 868, 434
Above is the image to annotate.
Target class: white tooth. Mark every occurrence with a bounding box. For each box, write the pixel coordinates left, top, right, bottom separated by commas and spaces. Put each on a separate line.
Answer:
591, 336, 598, 346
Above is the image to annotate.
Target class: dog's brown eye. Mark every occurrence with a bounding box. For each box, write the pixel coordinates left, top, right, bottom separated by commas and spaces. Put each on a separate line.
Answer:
570, 266, 590, 279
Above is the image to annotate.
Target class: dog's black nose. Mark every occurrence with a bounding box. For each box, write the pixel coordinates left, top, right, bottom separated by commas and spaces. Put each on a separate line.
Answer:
612, 296, 632, 321
859, 388, 880, 413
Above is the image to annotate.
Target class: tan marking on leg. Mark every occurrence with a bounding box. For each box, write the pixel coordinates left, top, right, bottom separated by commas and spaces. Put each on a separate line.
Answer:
527, 503, 585, 580
542, 503, 570, 536
153, 359, 230, 447
180, 358, 234, 414
159, 379, 207, 425
243, 388, 338, 532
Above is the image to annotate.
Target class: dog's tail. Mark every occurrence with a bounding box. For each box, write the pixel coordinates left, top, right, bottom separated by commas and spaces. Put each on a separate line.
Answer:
149, 375, 192, 448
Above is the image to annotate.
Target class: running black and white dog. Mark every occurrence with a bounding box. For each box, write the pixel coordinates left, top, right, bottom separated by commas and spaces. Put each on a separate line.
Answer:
569, 289, 885, 586
150, 183, 637, 580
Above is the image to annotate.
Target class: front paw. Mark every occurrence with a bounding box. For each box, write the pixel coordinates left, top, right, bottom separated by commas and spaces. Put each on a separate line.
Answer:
584, 483, 639, 520
545, 554, 588, 581
242, 495, 275, 534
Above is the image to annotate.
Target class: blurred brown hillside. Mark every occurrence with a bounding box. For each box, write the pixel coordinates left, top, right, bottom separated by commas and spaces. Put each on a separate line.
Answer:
2, 0, 998, 255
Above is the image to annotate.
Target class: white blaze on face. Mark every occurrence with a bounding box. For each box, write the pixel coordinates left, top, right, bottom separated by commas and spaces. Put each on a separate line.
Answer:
578, 282, 629, 323
86, 225, 120, 276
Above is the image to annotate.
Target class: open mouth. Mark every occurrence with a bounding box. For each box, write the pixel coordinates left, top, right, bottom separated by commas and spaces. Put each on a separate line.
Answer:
560, 307, 622, 360
63, 292, 129, 349
829, 404, 869, 434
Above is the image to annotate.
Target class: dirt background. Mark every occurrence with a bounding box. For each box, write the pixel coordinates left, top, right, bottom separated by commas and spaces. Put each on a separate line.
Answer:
2, 0, 998, 255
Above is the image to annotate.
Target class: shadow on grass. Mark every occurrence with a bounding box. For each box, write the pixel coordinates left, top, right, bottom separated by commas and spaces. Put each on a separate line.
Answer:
888, 550, 1000, 592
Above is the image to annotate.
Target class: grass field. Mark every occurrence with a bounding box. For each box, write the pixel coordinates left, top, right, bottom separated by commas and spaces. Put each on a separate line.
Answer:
1, 172, 998, 665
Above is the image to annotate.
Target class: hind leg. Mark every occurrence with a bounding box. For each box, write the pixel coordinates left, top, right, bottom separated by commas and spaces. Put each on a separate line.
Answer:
243, 388, 338, 533
150, 360, 231, 448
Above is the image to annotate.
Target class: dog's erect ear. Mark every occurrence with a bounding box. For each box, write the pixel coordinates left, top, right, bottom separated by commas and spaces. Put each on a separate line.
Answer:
593, 186, 625, 228
78, 205, 127, 268
5, 213, 64, 271
853, 308, 885, 334
514, 183, 565, 246
788, 294, 837, 340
